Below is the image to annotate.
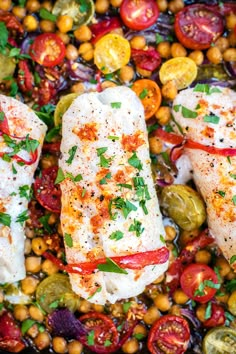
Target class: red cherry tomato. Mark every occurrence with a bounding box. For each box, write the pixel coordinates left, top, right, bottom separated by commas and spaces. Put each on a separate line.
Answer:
90, 17, 122, 44
120, 0, 159, 31
33, 166, 61, 213
78, 312, 119, 353
0, 311, 25, 353
147, 315, 190, 354
29, 33, 66, 67
174, 4, 224, 50
180, 264, 219, 303
203, 303, 225, 328
131, 47, 161, 72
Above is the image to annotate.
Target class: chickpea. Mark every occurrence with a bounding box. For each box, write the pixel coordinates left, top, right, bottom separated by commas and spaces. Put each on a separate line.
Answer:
42, 259, 59, 275
26, 0, 41, 12
31, 237, 48, 256
136, 67, 152, 77
155, 106, 171, 125
13, 305, 29, 321
206, 46, 222, 64
215, 37, 230, 52
154, 293, 171, 312
188, 50, 204, 65
161, 80, 178, 101
24, 238, 32, 255
21, 276, 39, 295
95, 0, 110, 14
74, 25, 92, 42
196, 304, 206, 322
41, 1, 53, 11
130, 36, 146, 50
169, 304, 181, 316
68, 340, 83, 354
34, 331, 51, 351
148, 136, 163, 155
156, 41, 171, 59
143, 306, 160, 325
171, 43, 187, 58
23, 15, 39, 32
157, 0, 168, 12
52, 337, 68, 354
152, 274, 165, 284
215, 257, 231, 277
12, 6, 26, 19
25, 226, 35, 238
164, 225, 177, 241
0, 0, 11, 11
27, 323, 39, 338
57, 15, 73, 33
110, 303, 124, 317
101, 81, 117, 90
58, 222, 64, 236
91, 304, 104, 312
168, 0, 184, 13
179, 229, 199, 248
195, 249, 211, 264
25, 256, 42, 273
56, 31, 71, 45
66, 44, 79, 61
223, 48, 236, 62
228, 31, 236, 47
29, 305, 44, 322
41, 155, 58, 169
78, 42, 94, 61
133, 323, 147, 338
110, 0, 123, 7
79, 299, 92, 313
215, 291, 229, 304
119, 65, 135, 83
40, 20, 56, 33
226, 270, 236, 281
122, 338, 139, 354
225, 13, 236, 30
172, 288, 189, 304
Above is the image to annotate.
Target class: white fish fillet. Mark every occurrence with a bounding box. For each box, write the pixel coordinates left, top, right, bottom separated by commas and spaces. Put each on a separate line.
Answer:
0, 95, 47, 283
59, 86, 168, 304
172, 86, 236, 270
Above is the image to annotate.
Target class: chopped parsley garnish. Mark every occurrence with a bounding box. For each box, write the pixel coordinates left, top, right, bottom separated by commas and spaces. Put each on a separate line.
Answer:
55, 168, 83, 184
230, 255, 236, 265
39, 214, 52, 234
173, 104, 198, 119
96, 147, 114, 168
0, 112, 4, 121
194, 280, 220, 297
79, 0, 90, 13
0, 22, 8, 54
111, 102, 121, 109
19, 185, 32, 201
204, 302, 212, 320
100, 172, 111, 185
81, 187, 87, 198
88, 287, 102, 300
39, 8, 57, 21
132, 177, 151, 215
232, 195, 236, 206
109, 230, 124, 241
87, 330, 95, 346
2, 134, 39, 160
97, 258, 128, 274
109, 197, 137, 220
129, 219, 144, 237
155, 33, 164, 44
139, 88, 148, 99
66, 146, 78, 165
203, 115, 220, 124
160, 234, 165, 243
108, 135, 119, 140
128, 152, 143, 171
117, 183, 132, 190
16, 210, 29, 225
0, 212, 11, 227
123, 302, 132, 313
193, 84, 221, 95
147, 122, 159, 134
64, 233, 73, 248
216, 190, 226, 197
230, 173, 236, 180
104, 340, 112, 347
21, 319, 36, 335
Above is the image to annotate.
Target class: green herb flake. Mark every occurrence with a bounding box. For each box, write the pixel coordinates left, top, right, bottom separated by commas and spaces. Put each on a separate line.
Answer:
0, 112, 4, 121
100, 172, 111, 185
160, 234, 165, 243
88, 286, 102, 299
216, 190, 226, 197
155, 33, 164, 44
109, 197, 137, 220
133, 333, 145, 340
111, 102, 121, 109
232, 195, 236, 206
64, 233, 73, 248
123, 302, 131, 313
181, 106, 198, 119
128, 152, 143, 171
0, 22, 8, 53
87, 330, 95, 346
203, 115, 220, 124
129, 219, 144, 237
117, 183, 132, 190
16, 210, 29, 225
108, 135, 119, 140
230, 173, 236, 180
97, 258, 128, 274
49, 299, 60, 309
193, 84, 221, 95
39, 8, 57, 22
104, 340, 112, 347
66, 146, 78, 165
109, 230, 124, 241
205, 302, 212, 320
173, 104, 181, 112
19, 185, 32, 201
0, 212, 11, 227
139, 88, 148, 99
12, 164, 17, 175
55, 167, 65, 184
147, 122, 159, 134
39, 214, 52, 234
230, 255, 236, 264
21, 319, 36, 335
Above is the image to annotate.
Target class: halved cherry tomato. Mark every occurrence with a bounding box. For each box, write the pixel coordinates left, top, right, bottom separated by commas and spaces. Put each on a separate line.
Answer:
78, 312, 119, 353
0, 311, 25, 353
180, 264, 219, 303
120, 0, 159, 31
174, 4, 224, 50
147, 314, 190, 354
203, 303, 225, 328
90, 17, 122, 44
132, 79, 161, 120
33, 166, 61, 213
131, 47, 161, 72
203, 326, 236, 353
29, 33, 66, 67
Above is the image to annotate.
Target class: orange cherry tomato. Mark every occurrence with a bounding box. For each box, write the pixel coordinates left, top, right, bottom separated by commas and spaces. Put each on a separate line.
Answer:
131, 79, 161, 120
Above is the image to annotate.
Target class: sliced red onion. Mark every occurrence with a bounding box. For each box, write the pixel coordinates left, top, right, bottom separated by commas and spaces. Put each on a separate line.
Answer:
180, 308, 201, 328
156, 177, 173, 187
170, 141, 185, 162
224, 61, 236, 79
67, 60, 94, 82
21, 34, 37, 54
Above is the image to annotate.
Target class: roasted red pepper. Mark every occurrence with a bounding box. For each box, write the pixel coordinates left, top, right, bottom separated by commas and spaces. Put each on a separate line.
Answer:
17, 60, 34, 93
0, 10, 24, 33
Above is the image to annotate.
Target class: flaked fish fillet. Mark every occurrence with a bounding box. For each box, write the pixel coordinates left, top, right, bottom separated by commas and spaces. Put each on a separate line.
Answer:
0, 95, 47, 283
59, 86, 169, 304
172, 86, 236, 270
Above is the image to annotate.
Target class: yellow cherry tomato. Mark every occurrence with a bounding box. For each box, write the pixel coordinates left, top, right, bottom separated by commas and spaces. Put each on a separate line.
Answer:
54, 93, 79, 126
94, 33, 131, 74
159, 57, 198, 90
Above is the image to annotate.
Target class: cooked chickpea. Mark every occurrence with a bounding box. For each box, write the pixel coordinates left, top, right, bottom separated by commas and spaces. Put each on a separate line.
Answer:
21, 276, 39, 295
169, 304, 182, 316
24, 238, 32, 255
214, 37, 230, 52
101, 81, 117, 90
110, 303, 123, 317
78, 42, 94, 61
31, 237, 48, 256
195, 249, 211, 264
42, 259, 59, 275
57, 15, 73, 33
188, 50, 204, 65
215, 257, 231, 277
34, 331, 51, 351
95, 0, 110, 13
41, 1, 53, 11
223, 48, 236, 62
92, 304, 104, 312
119, 65, 135, 83
110, 0, 123, 7
39, 20, 56, 33
13, 305, 29, 322
41, 155, 58, 169
161, 80, 178, 101
148, 136, 163, 155
25, 256, 42, 273
156, 41, 171, 59
133, 324, 147, 338
0, 0, 11, 11
172, 288, 189, 304
12, 6, 26, 19
130, 36, 146, 50
29, 305, 44, 322
136, 67, 152, 77
66, 44, 79, 61
196, 304, 206, 322
52, 337, 68, 354
225, 13, 236, 30
143, 306, 160, 325
27, 324, 39, 338
215, 291, 229, 304
79, 299, 92, 313
56, 31, 71, 44
154, 293, 171, 312
228, 31, 236, 47
171, 43, 187, 58
164, 225, 177, 241
26, 0, 41, 12
122, 338, 139, 354
226, 270, 236, 281
157, 0, 168, 12
74, 25, 92, 42
57, 222, 64, 236
179, 229, 199, 248
168, 0, 184, 13
152, 274, 165, 284
206, 46, 222, 64
23, 15, 39, 32
155, 106, 171, 125
68, 340, 83, 354
70, 82, 86, 94
25, 226, 35, 238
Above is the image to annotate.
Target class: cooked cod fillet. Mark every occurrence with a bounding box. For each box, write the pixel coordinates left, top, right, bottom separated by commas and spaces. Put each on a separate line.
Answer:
172, 85, 236, 270
0, 95, 47, 283
59, 86, 169, 304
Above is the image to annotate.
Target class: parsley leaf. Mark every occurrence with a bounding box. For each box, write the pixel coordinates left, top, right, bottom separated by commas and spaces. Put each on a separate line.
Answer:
0, 22, 8, 54
109, 230, 124, 241
66, 146, 77, 165
39, 8, 57, 22
16, 210, 29, 225
97, 258, 128, 274
111, 102, 121, 109
0, 212, 11, 227
129, 219, 144, 237
128, 152, 143, 171
64, 233, 73, 247
203, 115, 220, 124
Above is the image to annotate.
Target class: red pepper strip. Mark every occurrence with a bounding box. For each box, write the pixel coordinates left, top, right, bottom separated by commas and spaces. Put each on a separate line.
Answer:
13, 149, 38, 165
43, 142, 61, 154
154, 128, 236, 157
43, 247, 169, 275
0, 111, 10, 135
17, 60, 34, 93
95, 70, 102, 92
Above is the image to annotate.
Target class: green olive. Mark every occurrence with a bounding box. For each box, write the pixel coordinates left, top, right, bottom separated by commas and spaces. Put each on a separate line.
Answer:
36, 273, 80, 313
160, 184, 206, 231
0, 53, 16, 83
54, 93, 79, 126
203, 326, 236, 354
227, 290, 236, 316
